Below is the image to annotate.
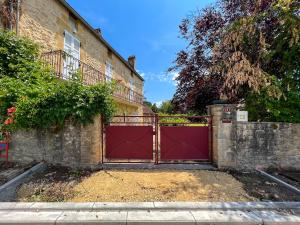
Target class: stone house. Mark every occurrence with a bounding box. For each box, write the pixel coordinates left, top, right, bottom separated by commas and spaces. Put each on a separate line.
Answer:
0, 0, 144, 116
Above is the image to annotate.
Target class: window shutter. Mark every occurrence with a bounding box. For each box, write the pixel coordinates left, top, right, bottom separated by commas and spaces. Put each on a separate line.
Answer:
64, 30, 80, 59
105, 62, 113, 81
73, 38, 80, 59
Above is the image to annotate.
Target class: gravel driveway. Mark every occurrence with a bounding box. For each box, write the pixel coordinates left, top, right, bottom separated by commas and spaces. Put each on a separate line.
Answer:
69, 170, 253, 202
17, 167, 300, 202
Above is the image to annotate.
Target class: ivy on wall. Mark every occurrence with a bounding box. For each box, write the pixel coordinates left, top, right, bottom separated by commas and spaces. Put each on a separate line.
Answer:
0, 31, 116, 132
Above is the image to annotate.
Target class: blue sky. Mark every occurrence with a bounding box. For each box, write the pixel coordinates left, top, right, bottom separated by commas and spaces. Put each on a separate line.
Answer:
67, 0, 215, 105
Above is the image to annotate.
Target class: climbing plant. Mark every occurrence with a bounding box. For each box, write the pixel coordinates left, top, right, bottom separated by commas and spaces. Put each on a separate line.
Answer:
0, 31, 116, 130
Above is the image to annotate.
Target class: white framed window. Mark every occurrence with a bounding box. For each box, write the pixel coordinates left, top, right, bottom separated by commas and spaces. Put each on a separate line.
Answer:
64, 30, 80, 59
105, 62, 113, 82
63, 30, 80, 79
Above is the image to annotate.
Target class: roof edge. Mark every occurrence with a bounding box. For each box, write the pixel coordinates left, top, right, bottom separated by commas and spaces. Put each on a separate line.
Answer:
57, 0, 144, 81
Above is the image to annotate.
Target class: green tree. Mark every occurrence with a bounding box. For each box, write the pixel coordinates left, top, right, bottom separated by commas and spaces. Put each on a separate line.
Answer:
171, 0, 300, 122
218, 0, 300, 122
158, 100, 174, 114
151, 103, 158, 113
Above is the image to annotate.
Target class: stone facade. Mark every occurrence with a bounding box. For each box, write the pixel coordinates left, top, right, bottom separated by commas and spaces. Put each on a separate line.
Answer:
209, 105, 300, 171
2, 0, 143, 115
0, 0, 3, 29
9, 116, 103, 168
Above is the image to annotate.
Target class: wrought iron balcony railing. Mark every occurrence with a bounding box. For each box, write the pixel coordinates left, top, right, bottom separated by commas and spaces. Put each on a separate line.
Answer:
41, 50, 144, 105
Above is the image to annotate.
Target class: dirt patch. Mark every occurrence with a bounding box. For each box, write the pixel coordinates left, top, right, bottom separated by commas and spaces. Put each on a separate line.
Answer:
0, 162, 19, 172
17, 166, 92, 202
229, 171, 300, 201
0, 162, 35, 186
69, 170, 254, 202
17, 169, 254, 202
17, 168, 300, 202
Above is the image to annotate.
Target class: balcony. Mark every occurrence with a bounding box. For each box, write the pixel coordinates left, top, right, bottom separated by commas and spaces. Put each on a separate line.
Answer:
41, 50, 144, 105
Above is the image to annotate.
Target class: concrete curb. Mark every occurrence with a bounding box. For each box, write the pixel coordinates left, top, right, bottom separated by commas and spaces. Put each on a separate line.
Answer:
257, 169, 300, 195
0, 202, 299, 224
0, 162, 47, 201
0, 202, 299, 211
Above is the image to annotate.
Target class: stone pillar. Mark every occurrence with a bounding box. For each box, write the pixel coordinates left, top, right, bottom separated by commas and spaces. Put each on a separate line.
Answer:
207, 105, 222, 165
80, 115, 103, 167
207, 104, 237, 168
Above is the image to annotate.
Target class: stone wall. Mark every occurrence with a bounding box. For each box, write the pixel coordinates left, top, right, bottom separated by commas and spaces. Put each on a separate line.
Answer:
209, 105, 300, 171
9, 116, 103, 168
7, 103, 299, 170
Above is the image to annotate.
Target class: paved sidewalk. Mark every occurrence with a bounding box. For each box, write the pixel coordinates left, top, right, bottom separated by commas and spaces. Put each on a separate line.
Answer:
0, 202, 299, 224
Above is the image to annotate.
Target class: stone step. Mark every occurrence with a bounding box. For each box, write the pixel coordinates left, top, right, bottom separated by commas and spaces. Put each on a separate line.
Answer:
101, 163, 216, 170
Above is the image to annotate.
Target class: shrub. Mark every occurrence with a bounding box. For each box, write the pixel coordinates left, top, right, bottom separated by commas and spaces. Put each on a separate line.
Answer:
158, 113, 190, 124
0, 30, 116, 131
158, 113, 209, 126
0, 31, 46, 80
13, 80, 116, 128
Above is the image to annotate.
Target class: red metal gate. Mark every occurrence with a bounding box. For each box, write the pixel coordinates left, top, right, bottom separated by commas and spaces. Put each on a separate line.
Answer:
105, 125, 153, 160
158, 115, 210, 162
160, 126, 209, 161
103, 115, 211, 163
103, 115, 154, 162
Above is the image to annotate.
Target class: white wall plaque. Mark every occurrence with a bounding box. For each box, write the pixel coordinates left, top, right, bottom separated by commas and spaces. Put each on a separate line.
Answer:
236, 111, 248, 122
